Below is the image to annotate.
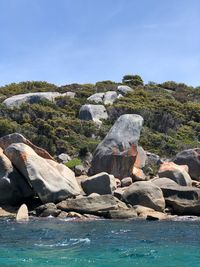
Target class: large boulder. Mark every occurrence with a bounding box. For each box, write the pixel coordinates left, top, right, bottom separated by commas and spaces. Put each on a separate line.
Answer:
0, 148, 34, 205
158, 162, 192, 186
117, 85, 134, 95
87, 91, 118, 105
0, 133, 54, 160
122, 181, 165, 212
5, 143, 81, 203
16, 204, 29, 222
152, 177, 179, 188
3, 92, 73, 108
81, 172, 116, 195
89, 114, 144, 178
79, 104, 108, 124
57, 195, 128, 215
174, 148, 200, 181
156, 182, 200, 215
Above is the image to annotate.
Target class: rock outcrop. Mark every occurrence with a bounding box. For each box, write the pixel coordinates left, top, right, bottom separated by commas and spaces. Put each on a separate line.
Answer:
117, 85, 134, 95
89, 114, 144, 178
81, 172, 117, 195
79, 104, 108, 124
5, 143, 81, 203
158, 162, 192, 186
174, 148, 200, 181
87, 91, 118, 105
16, 204, 29, 222
3, 92, 75, 108
122, 181, 165, 211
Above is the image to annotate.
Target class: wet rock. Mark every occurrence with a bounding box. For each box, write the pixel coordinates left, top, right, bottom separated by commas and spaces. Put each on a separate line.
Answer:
102, 209, 137, 219
81, 172, 117, 195
35, 203, 61, 217
123, 181, 165, 212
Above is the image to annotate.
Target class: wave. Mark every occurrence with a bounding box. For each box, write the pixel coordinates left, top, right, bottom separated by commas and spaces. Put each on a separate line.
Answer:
34, 238, 91, 248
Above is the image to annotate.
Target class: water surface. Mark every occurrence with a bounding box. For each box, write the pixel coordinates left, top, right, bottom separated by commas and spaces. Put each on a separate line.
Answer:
0, 218, 200, 266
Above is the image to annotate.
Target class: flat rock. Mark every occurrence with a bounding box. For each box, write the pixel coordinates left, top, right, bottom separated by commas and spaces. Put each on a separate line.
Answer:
102, 209, 137, 219
134, 205, 169, 220
5, 143, 81, 203
3, 92, 73, 108
81, 172, 117, 195
174, 148, 200, 181
122, 181, 165, 212
89, 114, 144, 178
57, 195, 128, 215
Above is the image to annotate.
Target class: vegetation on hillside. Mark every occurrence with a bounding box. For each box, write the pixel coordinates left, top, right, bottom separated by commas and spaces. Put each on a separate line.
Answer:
0, 76, 199, 159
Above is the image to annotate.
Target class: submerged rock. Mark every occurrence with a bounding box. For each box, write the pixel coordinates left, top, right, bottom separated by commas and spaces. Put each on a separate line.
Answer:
5, 143, 81, 203
122, 181, 165, 212
89, 114, 144, 178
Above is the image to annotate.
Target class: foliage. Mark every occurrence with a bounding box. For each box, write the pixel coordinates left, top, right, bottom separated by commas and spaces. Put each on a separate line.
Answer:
122, 74, 143, 87
65, 158, 82, 169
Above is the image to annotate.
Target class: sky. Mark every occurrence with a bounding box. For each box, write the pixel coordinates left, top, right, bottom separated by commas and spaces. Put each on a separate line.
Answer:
0, 0, 199, 87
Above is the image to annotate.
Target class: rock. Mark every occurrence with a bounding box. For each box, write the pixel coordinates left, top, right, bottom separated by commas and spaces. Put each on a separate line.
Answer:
192, 180, 200, 188
121, 177, 132, 187
5, 143, 81, 203
0, 206, 17, 218
132, 167, 146, 181
56, 153, 71, 164
152, 177, 179, 188
89, 114, 144, 178
134, 205, 169, 220
74, 165, 85, 176
81, 172, 117, 195
158, 162, 192, 186
0, 133, 54, 160
103, 91, 118, 105
158, 183, 200, 215
16, 204, 29, 222
79, 104, 108, 124
174, 148, 200, 181
114, 187, 127, 201
134, 146, 146, 169
62, 92, 76, 98
66, 211, 84, 219
102, 209, 137, 219
122, 181, 165, 212
115, 178, 121, 187
87, 93, 104, 104
57, 195, 128, 215
3, 92, 72, 108
0, 148, 34, 205
57, 211, 69, 219
87, 91, 118, 105
35, 203, 61, 217
146, 151, 161, 166
117, 85, 133, 95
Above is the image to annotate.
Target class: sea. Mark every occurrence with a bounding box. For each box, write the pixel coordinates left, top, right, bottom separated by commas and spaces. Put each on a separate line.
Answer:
0, 217, 200, 267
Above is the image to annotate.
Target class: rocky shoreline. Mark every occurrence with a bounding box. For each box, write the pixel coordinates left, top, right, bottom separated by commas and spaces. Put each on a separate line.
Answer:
0, 113, 200, 222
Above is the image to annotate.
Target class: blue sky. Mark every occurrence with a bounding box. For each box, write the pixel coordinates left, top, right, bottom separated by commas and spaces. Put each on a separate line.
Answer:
0, 0, 199, 86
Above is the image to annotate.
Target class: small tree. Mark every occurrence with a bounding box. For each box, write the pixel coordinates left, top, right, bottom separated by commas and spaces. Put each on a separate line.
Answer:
122, 74, 144, 87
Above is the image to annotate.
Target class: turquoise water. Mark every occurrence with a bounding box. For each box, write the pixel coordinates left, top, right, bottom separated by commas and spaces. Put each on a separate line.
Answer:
0, 218, 200, 267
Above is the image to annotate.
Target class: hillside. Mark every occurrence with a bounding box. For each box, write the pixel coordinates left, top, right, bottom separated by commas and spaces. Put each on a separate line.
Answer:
0, 76, 200, 159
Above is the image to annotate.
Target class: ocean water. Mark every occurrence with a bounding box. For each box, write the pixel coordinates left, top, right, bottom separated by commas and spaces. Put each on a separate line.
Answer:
0, 218, 200, 267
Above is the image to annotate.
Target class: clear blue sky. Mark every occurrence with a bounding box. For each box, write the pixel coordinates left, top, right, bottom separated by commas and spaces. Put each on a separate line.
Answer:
0, 0, 199, 86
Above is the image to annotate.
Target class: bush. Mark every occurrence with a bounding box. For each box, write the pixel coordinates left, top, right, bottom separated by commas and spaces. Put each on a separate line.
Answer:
65, 158, 82, 169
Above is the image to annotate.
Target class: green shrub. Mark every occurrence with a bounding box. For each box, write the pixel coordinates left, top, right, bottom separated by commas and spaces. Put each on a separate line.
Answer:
65, 158, 82, 169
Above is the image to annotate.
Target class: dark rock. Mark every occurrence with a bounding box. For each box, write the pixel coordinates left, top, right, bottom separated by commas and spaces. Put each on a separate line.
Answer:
89, 114, 143, 178
35, 203, 61, 217
102, 209, 137, 219
174, 148, 200, 181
